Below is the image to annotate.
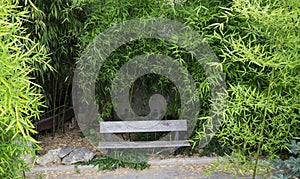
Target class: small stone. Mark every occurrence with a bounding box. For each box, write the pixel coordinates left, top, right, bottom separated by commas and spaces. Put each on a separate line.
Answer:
62, 148, 96, 165
58, 146, 74, 158
36, 148, 61, 166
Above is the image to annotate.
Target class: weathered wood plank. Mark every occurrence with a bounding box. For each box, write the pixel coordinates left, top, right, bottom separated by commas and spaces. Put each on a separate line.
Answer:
98, 140, 190, 149
99, 120, 187, 133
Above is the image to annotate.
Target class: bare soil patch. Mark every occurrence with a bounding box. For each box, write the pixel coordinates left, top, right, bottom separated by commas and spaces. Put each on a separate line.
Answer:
37, 121, 97, 156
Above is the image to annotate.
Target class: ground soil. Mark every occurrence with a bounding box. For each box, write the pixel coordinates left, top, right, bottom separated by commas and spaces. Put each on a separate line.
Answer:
37, 121, 97, 156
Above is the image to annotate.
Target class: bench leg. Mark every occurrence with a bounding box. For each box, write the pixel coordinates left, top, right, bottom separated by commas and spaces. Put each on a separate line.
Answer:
174, 131, 180, 155
106, 133, 112, 154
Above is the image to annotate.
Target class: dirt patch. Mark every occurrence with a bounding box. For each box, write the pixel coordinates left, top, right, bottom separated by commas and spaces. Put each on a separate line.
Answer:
37, 121, 96, 155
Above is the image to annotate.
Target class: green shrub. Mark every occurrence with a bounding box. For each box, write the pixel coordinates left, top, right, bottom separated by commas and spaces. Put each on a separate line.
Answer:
73, 1, 291, 159
19, 0, 85, 135
11, 1, 297, 178
220, 0, 299, 155
76, 0, 183, 127
0, 0, 49, 178
190, 0, 299, 177
79, 151, 150, 170
271, 140, 300, 179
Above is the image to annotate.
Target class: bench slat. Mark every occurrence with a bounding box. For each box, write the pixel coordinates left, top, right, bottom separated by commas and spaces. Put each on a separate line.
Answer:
98, 140, 190, 149
100, 120, 187, 133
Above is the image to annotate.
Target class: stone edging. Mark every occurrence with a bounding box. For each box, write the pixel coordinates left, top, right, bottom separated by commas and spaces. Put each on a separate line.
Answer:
27, 157, 218, 174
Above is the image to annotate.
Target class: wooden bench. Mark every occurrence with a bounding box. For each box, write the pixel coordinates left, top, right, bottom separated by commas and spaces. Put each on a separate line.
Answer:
98, 120, 190, 149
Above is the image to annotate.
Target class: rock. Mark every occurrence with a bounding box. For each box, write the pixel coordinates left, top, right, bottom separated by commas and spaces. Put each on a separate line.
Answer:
36, 146, 96, 166
36, 148, 61, 166
62, 148, 96, 165
58, 146, 74, 158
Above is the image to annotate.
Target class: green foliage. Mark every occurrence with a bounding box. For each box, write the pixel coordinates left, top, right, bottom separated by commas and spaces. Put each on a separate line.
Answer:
204, 156, 272, 178
5, 0, 296, 178
20, 0, 86, 135
223, 0, 299, 154
198, 137, 231, 157
190, 0, 299, 178
76, 2, 299, 168
79, 151, 150, 170
75, 0, 220, 144
271, 140, 300, 179
0, 0, 49, 178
